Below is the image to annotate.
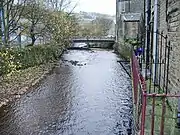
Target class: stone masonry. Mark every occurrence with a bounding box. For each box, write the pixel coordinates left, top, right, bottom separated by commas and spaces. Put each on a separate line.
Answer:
159, 0, 180, 94
116, 0, 144, 41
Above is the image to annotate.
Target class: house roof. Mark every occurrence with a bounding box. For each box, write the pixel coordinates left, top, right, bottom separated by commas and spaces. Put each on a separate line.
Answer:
122, 13, 142, 22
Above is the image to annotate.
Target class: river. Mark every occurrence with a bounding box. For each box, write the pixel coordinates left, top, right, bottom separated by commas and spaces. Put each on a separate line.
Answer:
0, 49, 133, 135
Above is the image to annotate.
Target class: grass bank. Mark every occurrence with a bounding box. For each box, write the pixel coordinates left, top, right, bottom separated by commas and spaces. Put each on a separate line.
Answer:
144, 97, 180, 135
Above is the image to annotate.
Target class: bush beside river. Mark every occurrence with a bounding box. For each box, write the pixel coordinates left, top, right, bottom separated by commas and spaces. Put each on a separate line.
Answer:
0, 44, 65, 107
0, 44, 64, 75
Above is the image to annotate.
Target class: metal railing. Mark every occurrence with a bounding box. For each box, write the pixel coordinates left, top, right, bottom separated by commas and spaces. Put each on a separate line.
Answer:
132, 31, 180, 135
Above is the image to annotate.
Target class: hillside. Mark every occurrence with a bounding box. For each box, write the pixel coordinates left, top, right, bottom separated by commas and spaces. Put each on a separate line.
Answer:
73, 11, 115, 36
74, 11, 115, 24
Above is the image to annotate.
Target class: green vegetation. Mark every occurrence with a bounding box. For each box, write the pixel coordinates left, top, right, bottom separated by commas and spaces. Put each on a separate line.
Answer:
0, 0, 115, 106
0, 0, 78, 75
114, 38, 142, 60
0, 0, 78, 46
124, 38, 140, 47
0, 44, 63, 76
145, 97, 180, 135
114, 40, 132, 60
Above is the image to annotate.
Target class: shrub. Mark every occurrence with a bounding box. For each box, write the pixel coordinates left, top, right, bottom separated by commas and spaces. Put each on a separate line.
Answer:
0, 48, 17, 75
114, 40, 132, 60
0, 44, 62, 75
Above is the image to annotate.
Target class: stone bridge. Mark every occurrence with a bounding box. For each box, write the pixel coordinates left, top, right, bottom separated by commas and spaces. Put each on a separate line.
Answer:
70, 36, 115, 43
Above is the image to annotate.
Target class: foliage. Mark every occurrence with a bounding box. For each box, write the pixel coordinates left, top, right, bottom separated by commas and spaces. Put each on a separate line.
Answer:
20, 2, 78, 46
0, 0, 78, 46
114, 40, 132, 60
21, 0, 48, 46
0, 0, 78, 76
124, 38, 140, 47
0, 45, 62, 75
0, 48, 17, 75
44, 11, 78, 44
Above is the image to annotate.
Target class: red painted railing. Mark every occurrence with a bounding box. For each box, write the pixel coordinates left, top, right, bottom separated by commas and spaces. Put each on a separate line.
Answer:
131, 51, 180, 135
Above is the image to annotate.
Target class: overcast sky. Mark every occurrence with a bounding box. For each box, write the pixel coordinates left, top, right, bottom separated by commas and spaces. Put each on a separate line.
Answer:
73, 0, 116, 15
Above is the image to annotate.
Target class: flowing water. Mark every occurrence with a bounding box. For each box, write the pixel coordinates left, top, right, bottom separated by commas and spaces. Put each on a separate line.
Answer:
0, 49, 133, 135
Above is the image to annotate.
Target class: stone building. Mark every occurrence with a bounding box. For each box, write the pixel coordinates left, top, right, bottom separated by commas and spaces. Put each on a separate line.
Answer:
116, 0, 180, 94
115, 1, 180, 133
116, 0, 144, 42
158, 0, 180, 94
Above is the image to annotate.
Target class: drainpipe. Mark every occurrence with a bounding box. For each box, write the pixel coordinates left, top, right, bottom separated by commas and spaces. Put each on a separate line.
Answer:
128, 0, 131, 12
115, 0, 119, 42
145, 0, 151, 77
152, 0, 159, 84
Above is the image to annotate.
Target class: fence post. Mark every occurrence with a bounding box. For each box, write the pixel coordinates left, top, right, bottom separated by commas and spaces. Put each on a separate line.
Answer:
160, 96, 166, 135
151, 94, 156, 135
165, 41, 170, 94
140, 91, 147, 135
177, 96, 180, 128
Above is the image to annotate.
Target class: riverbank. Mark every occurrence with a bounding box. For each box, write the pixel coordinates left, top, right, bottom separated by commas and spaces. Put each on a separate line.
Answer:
0, 49, 133, 135
0, 62, 58, 108
0, 43, 66, 108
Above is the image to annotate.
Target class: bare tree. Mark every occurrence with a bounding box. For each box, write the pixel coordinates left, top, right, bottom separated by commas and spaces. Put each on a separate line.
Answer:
46, 0, 79, 14
20, 0, 46, 45
0, 0, 27, 45
20, 0, 79, 46
92, 17, 113, 36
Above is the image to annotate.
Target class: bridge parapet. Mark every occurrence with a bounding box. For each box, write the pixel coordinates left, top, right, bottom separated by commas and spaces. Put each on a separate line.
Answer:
71, 36, 115, 40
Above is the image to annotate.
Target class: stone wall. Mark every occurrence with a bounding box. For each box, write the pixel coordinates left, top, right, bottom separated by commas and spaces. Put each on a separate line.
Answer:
124, 22, 139, 39
159, 0, 180, 94
130, 0, 144, 13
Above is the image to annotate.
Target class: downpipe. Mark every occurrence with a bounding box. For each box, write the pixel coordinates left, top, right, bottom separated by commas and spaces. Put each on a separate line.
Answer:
152, 0, 159, 84
145, 0, 151, 70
